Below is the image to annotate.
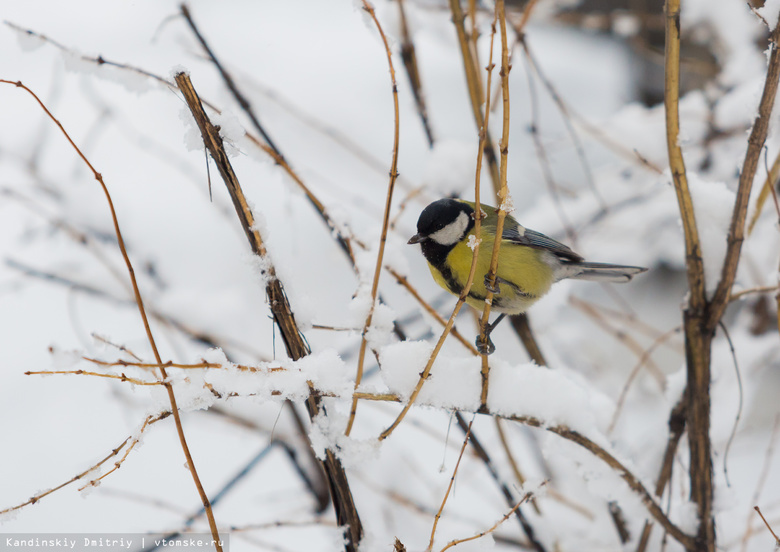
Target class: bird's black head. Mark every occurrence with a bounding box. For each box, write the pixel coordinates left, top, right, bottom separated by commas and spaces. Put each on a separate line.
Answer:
408, 199, 474, 265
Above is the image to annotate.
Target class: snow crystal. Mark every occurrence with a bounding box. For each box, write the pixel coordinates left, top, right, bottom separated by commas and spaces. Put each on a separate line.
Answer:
179, 107, 204, 152
211, 110, 245, 157
0, 508, 19, 524
170, 66, 190, 80
677, 500, 701, 534
499, 195, 515, 214
757, 0, 780, 33
247, 251, 276, 288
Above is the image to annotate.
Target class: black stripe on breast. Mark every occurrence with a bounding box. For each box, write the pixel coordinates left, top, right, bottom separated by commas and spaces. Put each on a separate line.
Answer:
437, 262, 463, 295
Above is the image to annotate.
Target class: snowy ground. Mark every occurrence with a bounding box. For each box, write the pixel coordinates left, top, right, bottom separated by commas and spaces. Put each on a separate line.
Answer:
1, 1, 779, 551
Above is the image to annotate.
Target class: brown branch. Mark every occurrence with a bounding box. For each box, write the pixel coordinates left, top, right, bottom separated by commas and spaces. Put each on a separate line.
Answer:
0, 79, 223, 550
438, 490, 538, 552
174, 72, 362, 551
664, 1, 706, 311
449, 0, 501, 195
663, 2, 713, 548
708, 22, 780, 329
428, 416, 475, 550
25, 369, 162, 386
454, 414, 546, 551
505, 416, 695, 550
754, 507, 780, 546
347, 0, 402, 435
477, 0, 512, 408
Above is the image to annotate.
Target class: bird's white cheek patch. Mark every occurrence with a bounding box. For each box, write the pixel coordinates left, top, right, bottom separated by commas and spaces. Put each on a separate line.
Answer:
430, 211, 470, 246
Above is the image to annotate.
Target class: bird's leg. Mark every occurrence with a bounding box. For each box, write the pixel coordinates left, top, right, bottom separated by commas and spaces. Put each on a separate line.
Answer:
475, 313, 507, 355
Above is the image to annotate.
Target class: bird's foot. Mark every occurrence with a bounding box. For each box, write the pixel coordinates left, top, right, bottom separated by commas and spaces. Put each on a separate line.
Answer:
475, 334, 496, 355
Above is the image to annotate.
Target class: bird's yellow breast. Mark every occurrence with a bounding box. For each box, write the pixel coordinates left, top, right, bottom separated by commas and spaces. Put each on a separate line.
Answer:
428, 232, 555, 314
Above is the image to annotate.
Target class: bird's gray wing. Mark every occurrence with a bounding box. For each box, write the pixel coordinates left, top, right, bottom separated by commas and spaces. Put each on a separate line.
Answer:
502, 223, 583, 262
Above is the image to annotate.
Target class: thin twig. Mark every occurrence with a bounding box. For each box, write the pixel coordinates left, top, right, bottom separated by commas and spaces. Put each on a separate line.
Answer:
346, 0, 402, 435
454, 414, 546, 551
438, 489, 539, 552
0, 79, 223, 550
25, 369, 162, 386
378, 2, 500, 441
428, 415, 475, 550
0, 413, 169, 516
477, 0, 512, 408
754, 506, 780, 545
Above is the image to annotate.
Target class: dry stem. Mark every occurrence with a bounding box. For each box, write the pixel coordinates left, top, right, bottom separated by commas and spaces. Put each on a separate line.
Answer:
428, 416, 474, 550
438, 489, 538, 552
477, 0, 511, 408
347, 0, 402, 436
175, 72, 362, 551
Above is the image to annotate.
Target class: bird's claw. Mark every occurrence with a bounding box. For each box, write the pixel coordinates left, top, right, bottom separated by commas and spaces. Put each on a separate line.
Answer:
475, 334, 496, 355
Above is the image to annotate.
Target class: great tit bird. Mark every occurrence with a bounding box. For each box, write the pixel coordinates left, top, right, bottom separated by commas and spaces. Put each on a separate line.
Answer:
408, 198, 647, 354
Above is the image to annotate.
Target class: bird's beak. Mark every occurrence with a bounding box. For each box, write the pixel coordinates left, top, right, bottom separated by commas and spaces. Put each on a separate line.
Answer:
408, 233, 426, 245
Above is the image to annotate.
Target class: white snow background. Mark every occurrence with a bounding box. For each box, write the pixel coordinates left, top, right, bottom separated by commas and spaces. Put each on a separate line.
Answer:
1, 1, 779, 551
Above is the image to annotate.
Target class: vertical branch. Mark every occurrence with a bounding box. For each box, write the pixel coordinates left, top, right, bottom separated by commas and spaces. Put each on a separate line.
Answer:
664, 0, 706, 310
175, 73, 363, 552
707, 23, 780, 329
477, 0, 512, 408
379, 0, 501, 442
346, 1, 401, 436
449, 0, 502, 195
664, 3, 713, 550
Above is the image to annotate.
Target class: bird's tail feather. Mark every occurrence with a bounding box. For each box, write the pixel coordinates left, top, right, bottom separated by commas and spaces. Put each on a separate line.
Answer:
564, 262, 647, 283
